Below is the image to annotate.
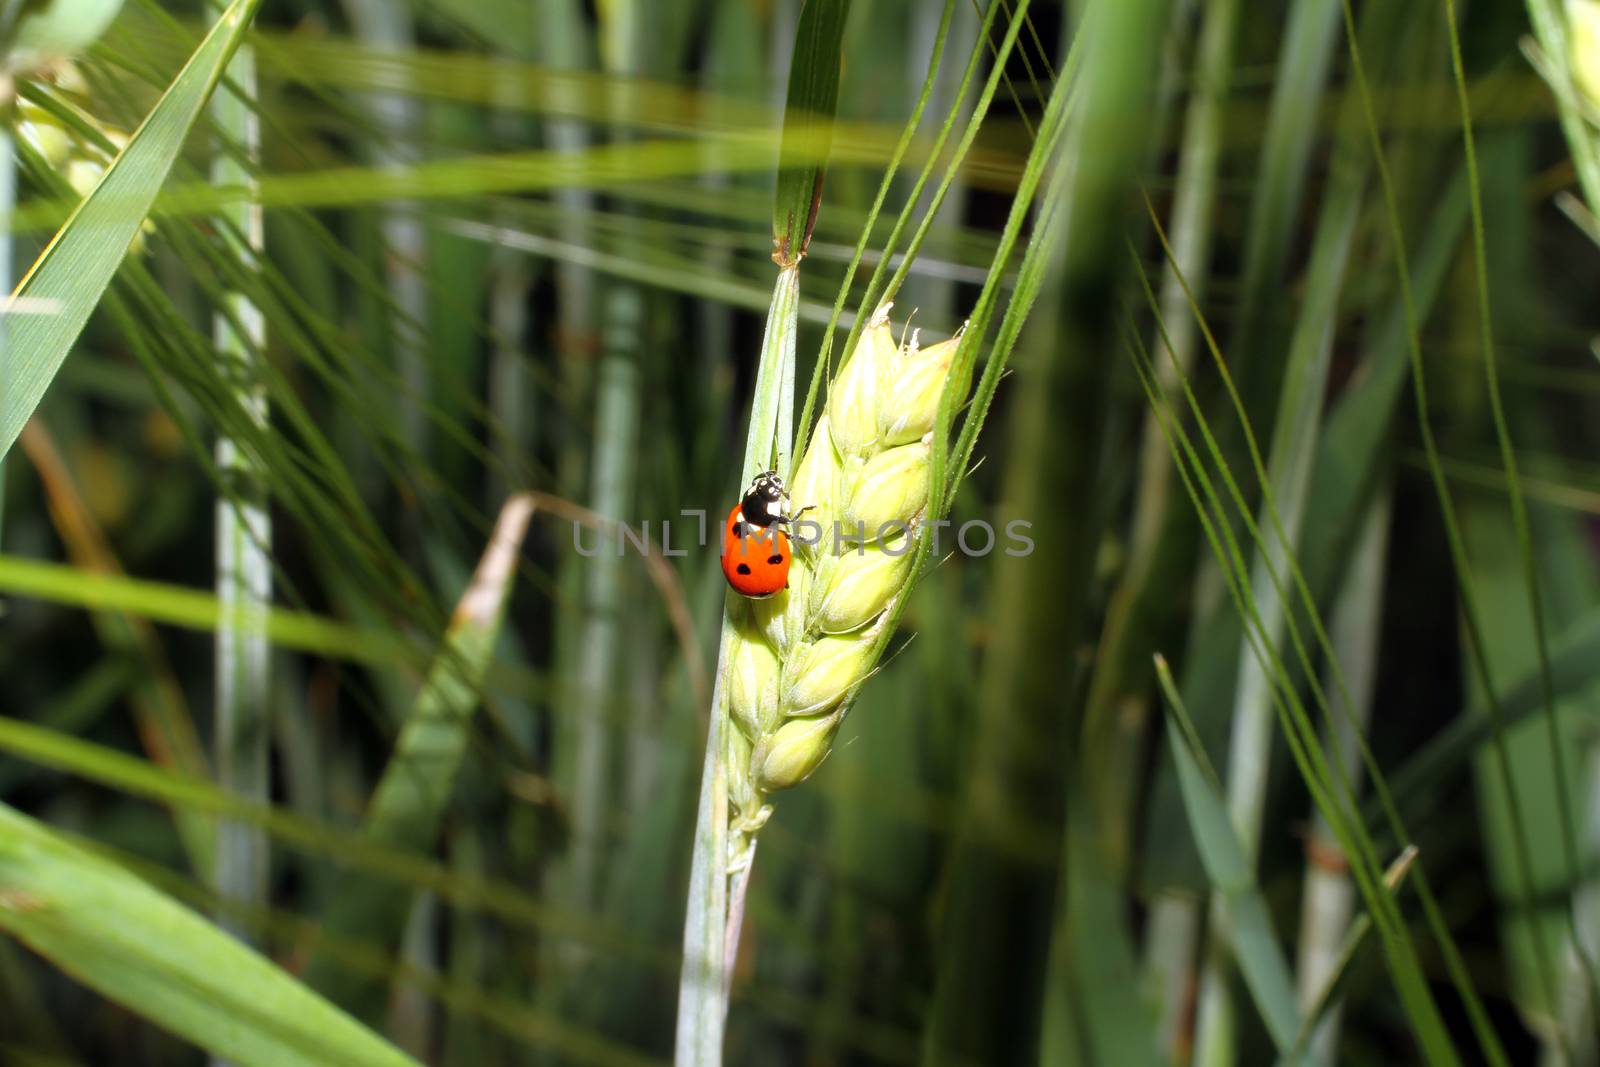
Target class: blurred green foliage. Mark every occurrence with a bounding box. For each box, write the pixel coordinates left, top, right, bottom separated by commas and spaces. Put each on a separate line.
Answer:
1, 1, 1599, 1065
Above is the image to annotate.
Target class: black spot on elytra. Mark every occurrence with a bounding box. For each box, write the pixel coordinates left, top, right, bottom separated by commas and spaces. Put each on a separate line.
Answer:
767, 555, 784, 565
733, 521, 751, 539
736, 564, 752, 575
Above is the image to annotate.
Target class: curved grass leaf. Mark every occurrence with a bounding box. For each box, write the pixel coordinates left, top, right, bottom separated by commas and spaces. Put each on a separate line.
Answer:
0, 0, 262, 463
0, 802, 419, 1067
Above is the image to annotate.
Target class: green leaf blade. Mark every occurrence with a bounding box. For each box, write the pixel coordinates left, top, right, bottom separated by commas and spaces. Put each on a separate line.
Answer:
771, 0, 849, 265
0, 802, 420, 1067
0, 0, 262, 463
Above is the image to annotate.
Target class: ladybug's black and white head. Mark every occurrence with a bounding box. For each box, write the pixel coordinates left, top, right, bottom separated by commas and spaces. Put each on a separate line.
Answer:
739, 470, 790, 528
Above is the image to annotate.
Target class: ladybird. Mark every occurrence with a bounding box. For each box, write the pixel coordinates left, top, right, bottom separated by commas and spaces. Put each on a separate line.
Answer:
721, 470, 808, 598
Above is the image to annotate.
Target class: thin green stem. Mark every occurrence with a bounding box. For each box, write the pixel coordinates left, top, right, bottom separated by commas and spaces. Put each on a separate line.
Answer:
210, 41, 272, 1024
675, 264, 800, 1067
1337, 0, 1558, 1054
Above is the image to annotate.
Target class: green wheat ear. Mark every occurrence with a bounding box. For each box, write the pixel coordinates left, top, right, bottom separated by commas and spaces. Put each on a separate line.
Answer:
723, 302, 964, 841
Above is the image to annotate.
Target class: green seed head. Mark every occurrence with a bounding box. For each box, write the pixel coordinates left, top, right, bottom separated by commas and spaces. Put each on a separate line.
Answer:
727, 630, 782, 739
843, 441, 931, 536
1574, 0, 1600, 111
16, 101, 73, 168
812, 535, 914, 634
782, 631, 876, 716
750, 711, 843, 792
723, 304, 967, 819
725, 723, 763, 826
751, 556, 812, 656
828, 308, 897, 455
879, 332, 960, 447
790, 418, 843, 522
9, 0, 124, 71
65, 158, 103, 198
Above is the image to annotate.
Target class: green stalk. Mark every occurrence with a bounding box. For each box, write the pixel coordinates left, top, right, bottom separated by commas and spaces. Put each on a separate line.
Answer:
1293, 484, 1391, 1066
1128, 0, 1239, 582
486, 44, 536, 506
1226, 0, 1342, 383
675, 263, 801, 1067
553, 283, 642, 942
210, 42, 271, 1067
1191, 162, 1363, 1067
340, 0, 429, 455
537, 0, 597, 508
543, 7, 652, 1039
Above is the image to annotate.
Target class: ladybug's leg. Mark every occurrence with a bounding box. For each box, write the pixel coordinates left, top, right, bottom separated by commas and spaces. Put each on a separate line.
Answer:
776, 504, 817, 526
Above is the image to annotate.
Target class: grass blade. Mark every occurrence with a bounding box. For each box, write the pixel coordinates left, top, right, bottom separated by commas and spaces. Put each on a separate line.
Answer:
0, 553, 402, 665
0, 0, 262, 463
0, 802, 420, 1067
772, 0, 850, 265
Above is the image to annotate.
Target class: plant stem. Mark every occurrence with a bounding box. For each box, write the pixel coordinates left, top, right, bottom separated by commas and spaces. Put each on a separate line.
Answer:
341, 0, 429, 456
1292, 484, 1390, 1066
210, 38, 271, 1023
675, 264, 801, 1066
557, 284, 642, 940
1191, 6, 1384, 1047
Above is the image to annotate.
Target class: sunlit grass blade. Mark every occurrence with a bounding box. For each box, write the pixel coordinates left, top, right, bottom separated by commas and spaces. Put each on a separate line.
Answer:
0, 802, 420, 1067
0, 715, 661, 965
0, 0, 263, 463
0, 552, 404, 665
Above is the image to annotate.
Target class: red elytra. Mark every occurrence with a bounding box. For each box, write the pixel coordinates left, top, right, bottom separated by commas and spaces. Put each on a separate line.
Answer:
720, 504, 792, 598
